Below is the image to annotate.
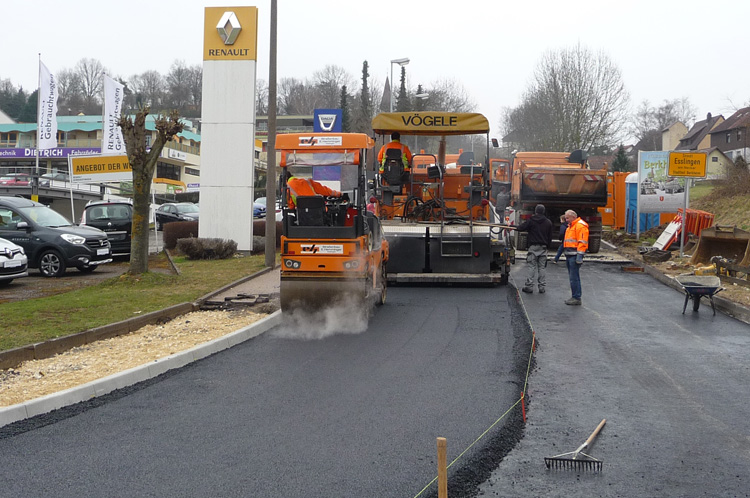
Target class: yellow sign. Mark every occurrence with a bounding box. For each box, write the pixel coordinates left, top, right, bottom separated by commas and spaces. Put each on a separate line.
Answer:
668, 152, 707, 178
69, 155, 132, 182
204, 7, 258, 61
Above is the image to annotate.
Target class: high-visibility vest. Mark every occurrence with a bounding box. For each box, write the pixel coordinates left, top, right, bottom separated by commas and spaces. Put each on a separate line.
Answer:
378, 140, 412, 172
563, 217, 589, 256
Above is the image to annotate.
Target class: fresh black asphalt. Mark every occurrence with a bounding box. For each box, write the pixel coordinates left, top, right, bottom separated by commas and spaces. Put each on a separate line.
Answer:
0, 284, 530, 498
479, 262, 750, 497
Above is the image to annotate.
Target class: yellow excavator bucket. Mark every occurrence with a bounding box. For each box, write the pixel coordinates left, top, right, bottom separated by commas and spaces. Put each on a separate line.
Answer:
690, 226, 750, 266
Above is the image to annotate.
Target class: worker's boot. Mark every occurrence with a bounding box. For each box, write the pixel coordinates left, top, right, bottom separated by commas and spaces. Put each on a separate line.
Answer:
522, 286, 533, 293
565, 298, 581, 305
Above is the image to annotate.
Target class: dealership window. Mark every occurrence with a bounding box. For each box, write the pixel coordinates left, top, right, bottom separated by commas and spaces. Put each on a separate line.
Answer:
156, 161, 180, 181
185, 167, 200, 176
1, 132, 17, 145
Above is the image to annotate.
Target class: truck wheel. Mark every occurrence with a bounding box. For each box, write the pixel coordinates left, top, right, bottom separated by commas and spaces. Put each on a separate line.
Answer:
500, 270, 509, 286
378, 265, 387, 306
588, 236, 601, 254
516, 232, 528, 251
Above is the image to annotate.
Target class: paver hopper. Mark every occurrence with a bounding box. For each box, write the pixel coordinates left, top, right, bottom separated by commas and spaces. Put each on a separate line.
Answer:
690, 226, 750, 266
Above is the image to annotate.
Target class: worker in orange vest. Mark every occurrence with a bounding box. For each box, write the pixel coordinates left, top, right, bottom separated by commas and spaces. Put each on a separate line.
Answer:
562, 209, 589, 305
377, 132, 412, 174
286, 174, 341, 209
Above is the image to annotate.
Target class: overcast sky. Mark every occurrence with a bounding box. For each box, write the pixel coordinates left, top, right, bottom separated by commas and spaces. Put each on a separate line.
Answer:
4, 0, 748, 142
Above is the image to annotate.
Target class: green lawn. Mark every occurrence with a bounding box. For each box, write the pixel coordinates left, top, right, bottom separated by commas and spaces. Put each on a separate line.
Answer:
0, 253, 268, 352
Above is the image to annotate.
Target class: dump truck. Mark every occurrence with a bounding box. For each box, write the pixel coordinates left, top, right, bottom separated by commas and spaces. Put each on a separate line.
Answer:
507, 150, 608, 253
277, 133, 388, 315
370, 112, 513, 284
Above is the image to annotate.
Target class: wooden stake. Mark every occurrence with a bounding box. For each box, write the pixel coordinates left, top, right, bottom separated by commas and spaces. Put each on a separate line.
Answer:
437, 437, 447, 498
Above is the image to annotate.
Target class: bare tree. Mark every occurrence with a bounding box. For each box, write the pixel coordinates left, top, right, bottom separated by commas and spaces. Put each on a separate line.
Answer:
312, 65, 354, 109
75, 58, 107, 113
278, 77, 319, 115
186, 64, 202, 112
119, 108, 184, 275
631, 97, 696, 150
133, 70, 165, 110
255, 78, 269, 116
56, 68, 83, 115
166, 60, 191, 110
421, 78, 476, 113
504, 45, 630, 151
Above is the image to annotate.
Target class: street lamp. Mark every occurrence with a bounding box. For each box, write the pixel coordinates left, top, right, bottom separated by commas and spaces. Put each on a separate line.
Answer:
390, 57, 410, 112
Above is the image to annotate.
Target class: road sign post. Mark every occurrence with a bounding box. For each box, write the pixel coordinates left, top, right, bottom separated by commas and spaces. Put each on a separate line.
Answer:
668, 152, 707, 257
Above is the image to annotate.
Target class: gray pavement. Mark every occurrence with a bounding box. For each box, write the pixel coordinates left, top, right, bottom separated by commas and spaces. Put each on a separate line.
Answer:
478, 259, 750, 497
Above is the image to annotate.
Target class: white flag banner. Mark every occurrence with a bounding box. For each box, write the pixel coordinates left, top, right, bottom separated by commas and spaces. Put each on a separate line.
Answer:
37, 61, 58, 150
103, 75, 125, 155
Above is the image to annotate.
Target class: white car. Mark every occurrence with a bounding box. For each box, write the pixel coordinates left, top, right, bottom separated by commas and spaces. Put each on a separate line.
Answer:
255, 197, 283, 221
0, 237, 29, 285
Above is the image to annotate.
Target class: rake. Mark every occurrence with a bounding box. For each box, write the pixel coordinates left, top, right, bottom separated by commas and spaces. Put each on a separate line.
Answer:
545, 418, 606, 472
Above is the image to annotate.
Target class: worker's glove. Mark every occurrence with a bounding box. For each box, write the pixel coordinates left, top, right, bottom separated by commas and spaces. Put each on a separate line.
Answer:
576, 254, 583, 265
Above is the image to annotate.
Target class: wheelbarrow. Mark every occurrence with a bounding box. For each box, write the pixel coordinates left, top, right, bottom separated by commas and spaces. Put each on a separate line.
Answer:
675, 275, 724, 315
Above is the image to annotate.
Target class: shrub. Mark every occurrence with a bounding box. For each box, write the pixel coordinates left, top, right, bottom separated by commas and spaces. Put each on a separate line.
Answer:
717, 155, 750, 196
176, 238, 238, 260
163, 221, 198, 250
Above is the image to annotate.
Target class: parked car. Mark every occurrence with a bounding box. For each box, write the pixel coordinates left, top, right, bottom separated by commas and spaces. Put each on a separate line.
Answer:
254, 201, 266, 219
155, 202, 199, 230
80, 199, 133, 257
255, 197, 282, 221
0, 196, 112, 277
40, 172, 71, 187
0, 173, 31, 186
0, 236, 28, 285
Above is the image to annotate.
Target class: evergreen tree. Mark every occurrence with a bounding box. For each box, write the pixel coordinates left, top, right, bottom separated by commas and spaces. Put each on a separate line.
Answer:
340, 85, 351, 132
612, 144, 630, 172
19, 90, 38, 123
353, 61, 372, 134
396, 66, 409, 112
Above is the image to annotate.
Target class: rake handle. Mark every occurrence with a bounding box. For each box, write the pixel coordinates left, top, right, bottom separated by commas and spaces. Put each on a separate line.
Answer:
577, 418, 606, 453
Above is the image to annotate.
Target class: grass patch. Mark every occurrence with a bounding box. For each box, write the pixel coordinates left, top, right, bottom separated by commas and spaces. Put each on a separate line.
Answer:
0, 253, 268, 352
692, 191, 750, 231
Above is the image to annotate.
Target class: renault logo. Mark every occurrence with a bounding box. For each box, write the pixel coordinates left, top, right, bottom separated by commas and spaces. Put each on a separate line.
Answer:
216, 11, 242, 45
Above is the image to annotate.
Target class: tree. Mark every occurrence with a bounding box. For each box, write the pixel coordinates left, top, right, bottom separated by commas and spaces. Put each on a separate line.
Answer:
395, 66, 409, 112
278, 77, 319, 115
55, 69, 83, 115
75, 58, 107, 114
255, 78, 269, 116
131, 70, 164, 110
351, 61, 373, 135
0, 79, 27, 121
19, 90, 38, 123
340, 84, 351, 132
631, 98, 696, 151
165, 60, 192, 111
312, 64, 353, 109
503, 45, 630, 151
119, 108, 184, 275
611, 144, 631, 172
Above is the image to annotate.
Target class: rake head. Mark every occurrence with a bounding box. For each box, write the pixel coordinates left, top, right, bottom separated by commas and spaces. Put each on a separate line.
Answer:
544, 452, 603, 472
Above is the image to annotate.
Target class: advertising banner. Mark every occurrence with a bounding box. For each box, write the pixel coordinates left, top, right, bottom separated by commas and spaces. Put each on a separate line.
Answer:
637, 151, 685, 213
38, 61, 58, 150
69, 154, 132, 182
103, 75, 126, 155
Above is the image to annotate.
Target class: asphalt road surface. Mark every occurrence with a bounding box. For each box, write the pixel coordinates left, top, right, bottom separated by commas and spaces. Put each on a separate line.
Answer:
478, 261, 750, 497
0, 284, 531, 498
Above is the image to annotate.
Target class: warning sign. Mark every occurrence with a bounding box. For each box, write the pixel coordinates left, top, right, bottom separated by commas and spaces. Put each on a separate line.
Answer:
69, 155, 132, 182
668, 152, 707, 178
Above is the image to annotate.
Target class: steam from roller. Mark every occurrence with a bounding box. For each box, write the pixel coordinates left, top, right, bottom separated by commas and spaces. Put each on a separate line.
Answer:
274, 295, 371, 340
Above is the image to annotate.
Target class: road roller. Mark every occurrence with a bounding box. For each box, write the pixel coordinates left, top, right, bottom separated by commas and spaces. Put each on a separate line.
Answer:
277, 133, 389, 316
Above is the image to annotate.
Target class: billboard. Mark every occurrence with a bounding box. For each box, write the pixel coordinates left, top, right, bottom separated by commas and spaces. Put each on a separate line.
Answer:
69, 154, 132, 183
637, 151, 685, 213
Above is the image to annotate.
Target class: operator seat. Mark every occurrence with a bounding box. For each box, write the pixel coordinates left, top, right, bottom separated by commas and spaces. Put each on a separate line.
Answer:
295, 196, 326, 226
382, 148, 409, 187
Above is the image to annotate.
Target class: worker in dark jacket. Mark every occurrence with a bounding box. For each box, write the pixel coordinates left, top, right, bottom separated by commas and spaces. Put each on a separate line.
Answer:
517, 204, 553, 293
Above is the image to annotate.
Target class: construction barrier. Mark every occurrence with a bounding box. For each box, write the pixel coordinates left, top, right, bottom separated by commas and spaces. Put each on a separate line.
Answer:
678, 208, 714, 238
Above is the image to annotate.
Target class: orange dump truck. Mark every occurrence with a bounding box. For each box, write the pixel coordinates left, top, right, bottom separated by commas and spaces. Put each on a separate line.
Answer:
508, 150, 608, 253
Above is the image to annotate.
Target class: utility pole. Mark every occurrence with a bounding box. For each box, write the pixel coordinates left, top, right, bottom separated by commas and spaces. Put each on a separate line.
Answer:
264, 0, 278, 268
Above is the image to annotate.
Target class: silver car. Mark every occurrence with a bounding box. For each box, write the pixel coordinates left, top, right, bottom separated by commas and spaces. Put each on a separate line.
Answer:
0, 236, 29, 285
